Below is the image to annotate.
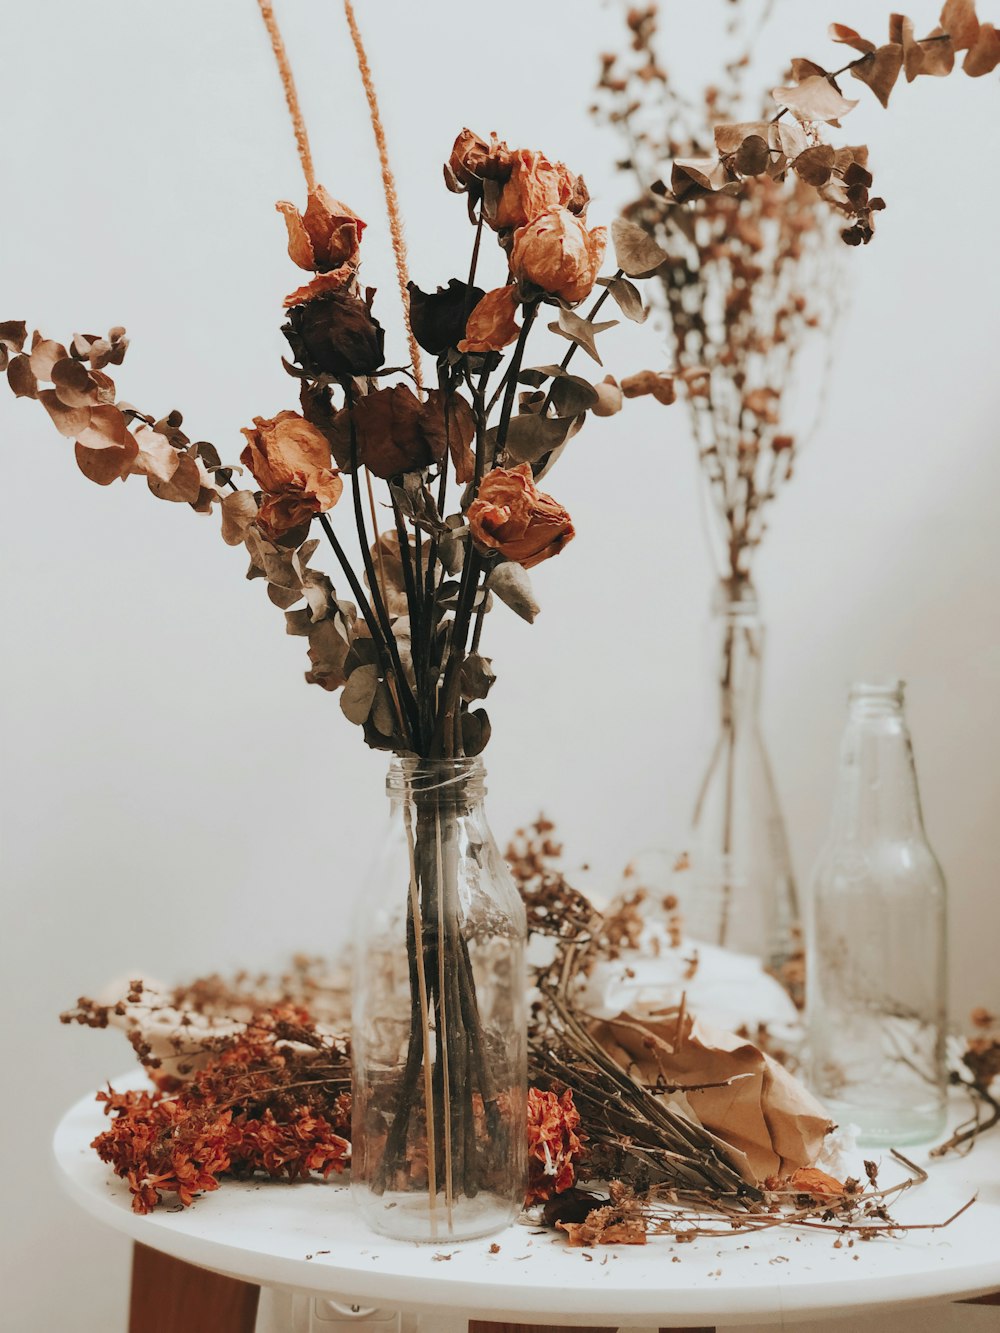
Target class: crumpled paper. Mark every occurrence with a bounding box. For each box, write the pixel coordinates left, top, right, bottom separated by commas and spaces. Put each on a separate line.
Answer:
590, 1006, 833, 1183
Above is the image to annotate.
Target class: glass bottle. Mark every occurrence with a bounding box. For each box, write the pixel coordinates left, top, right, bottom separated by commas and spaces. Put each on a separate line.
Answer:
351, 756, 527, 1241
807, 681, 948, 1144
687, 579, 800, 980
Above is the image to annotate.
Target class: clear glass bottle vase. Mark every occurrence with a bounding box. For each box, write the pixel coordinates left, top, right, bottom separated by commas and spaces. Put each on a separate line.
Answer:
350, 756, 527, 1241
688, 579, 800, 976
807, 681, 948, 1144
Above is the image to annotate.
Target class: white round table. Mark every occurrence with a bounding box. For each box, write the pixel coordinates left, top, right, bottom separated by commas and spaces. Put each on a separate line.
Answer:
53, 1076, 1000, 1331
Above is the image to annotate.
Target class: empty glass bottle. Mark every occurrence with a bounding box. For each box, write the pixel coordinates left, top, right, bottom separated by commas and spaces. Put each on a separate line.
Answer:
688, 579, 800, 978
807, 681, 948, 1144
351, 757, 527, 1241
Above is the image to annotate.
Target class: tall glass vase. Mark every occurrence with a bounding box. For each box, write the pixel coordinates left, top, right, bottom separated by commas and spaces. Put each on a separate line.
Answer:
688, 579, 800, 977
351, 757, 527, 1242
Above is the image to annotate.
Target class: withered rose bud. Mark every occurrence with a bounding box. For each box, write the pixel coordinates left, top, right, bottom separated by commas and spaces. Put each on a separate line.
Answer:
283, 290, 385, 379
240, 410, 343, 539
492, 149, 587, 231
468, 462, 574, 569
458, 286, 521, 354
276, 186, 366, 272
510, 208, 607, 305
283, 267, 356, 309
408, 278, 485, 356
445, 128, 513, 194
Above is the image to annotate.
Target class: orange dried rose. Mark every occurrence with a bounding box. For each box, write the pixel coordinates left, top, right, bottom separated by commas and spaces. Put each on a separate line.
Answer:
446, 128, 512, 192
468, 463, 574, 569
283, 267, 355, 309
240, 410, 343, 539
492, 149, 582, 230
458, 286, 521, 354
510, 208, 607, 304
276, 186, 365, 272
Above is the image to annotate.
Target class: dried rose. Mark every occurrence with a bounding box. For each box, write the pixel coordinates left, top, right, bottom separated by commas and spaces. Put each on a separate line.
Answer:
458, 286, 521, 354
276, 187, 365, 272
510, 209, 607, 305
283, 268, 356, 309
445, 128, 513, 193
468, 463, 574, 569
492, 149, 586, 230
786, 1167, 844, 1199
408, 278, 485, 355
240, 410, 343, 539
283, 291, 385, 379
330, 385, 475, 482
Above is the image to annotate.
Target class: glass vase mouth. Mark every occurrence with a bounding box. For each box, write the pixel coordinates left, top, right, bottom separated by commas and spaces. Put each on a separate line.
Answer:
386, 755, 487, 799
712, 576, 759, 619
848, 678, 905, 717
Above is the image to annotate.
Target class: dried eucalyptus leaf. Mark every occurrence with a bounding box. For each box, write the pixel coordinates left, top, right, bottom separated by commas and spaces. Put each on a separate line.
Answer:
7, 354, 38, 398
28, 338, 68, 383
220, 491, 259, 546
389, 473, 447, 534
38, 389, 91, 438
285, 608, 312, 637
714, 120, 770, 154
461, 707, 492, 757
486, 561, 539, 623
370, 681, 397, 738
268, 582, 303, 610
610, 218, 670, 277
461, 653, 496, 701
0, 321, 26, 353
597, 275, 648, 324
501, 412, 577, 465
437, 527, 466, 574
828, 22, 876, 53
548, 307, 618, 366
850, 44, 904, 106
147, 451, 202, 504
550, 374, 599, 416
735, 135, 771, 175
771, 75, 859, 124
340, 663, 379, 724
793, 144, 836, 186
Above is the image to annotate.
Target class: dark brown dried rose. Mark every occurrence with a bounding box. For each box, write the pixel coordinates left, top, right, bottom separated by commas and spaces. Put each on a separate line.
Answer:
445, 128, 513, 194
283, 291, 385, 379
407, 279, 486, 356
329, 385, 476, 481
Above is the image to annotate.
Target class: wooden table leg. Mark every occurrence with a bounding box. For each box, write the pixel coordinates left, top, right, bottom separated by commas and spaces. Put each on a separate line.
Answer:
128, 1243, 260, 1333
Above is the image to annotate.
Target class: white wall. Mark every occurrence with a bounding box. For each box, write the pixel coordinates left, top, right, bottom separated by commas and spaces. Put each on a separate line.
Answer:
1, 2, 997, 1329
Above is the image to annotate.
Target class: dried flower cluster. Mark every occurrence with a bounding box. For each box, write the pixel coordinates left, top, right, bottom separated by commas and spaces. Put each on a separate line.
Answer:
77, 1006, 352, 1214
932, 1006, 1000, 1156
595, 3, 843, 588
652, 0, 1000, 244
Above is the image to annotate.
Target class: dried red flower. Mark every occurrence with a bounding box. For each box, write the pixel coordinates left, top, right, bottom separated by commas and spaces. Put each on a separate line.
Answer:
526, 1087, 586, 1204
276, 187, 366, 273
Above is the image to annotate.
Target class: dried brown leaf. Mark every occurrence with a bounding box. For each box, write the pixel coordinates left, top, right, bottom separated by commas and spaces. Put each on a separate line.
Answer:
591, 375, 623, 418
714, 120, 770, 154
7, 354, 38, 398
793, 144, 836, 186
771, 74, 859, 123
610, 217, 669, 277
0, 320, 27, 353
340, 663, 379, 724
220, 491, 260, 546
28, 338, 68, 383
964, 21, 1000, 73
73, 405, 139, 486
850, 44, 905, 106
596, 275, 648, 323
486, 561, 539, 623
941, 0, 981, 50
547, 307, 617, 365
735, 134, 771, 176
828, 22, 876, 53
38, 389, 91, 438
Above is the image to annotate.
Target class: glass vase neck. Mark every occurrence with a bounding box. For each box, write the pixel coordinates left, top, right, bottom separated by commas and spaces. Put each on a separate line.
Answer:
386, 756, 487, 805
829, 679, 926, 843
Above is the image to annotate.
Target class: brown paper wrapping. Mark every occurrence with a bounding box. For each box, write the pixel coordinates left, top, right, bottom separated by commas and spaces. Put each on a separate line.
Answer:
590, 1007, 833, 1183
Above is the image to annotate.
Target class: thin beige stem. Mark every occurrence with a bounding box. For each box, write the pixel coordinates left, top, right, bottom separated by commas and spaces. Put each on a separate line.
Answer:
255, 0, 316, 192
434, 805, 454, 1227
341, 0, 423, 389
403, 801, 437, 1234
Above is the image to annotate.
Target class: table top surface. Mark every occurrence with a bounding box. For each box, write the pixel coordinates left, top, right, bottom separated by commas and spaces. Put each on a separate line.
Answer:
53, 1074, 1000, 1328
